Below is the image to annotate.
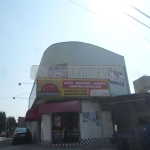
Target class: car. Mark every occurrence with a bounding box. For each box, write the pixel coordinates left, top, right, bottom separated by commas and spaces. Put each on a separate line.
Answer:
12, 128, 32, 145
0, 131, 7, 137
110, 124, 150, 150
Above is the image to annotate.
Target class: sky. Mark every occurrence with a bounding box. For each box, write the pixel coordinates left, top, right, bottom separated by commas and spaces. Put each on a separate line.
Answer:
0, 0, 150, 121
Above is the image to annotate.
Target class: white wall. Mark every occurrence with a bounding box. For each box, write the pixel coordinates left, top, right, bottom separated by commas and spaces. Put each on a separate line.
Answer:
31, 121, 37, 141
26, 121, 37, 141
101, 111, 113, 137
80, 101, 102, 139
26, 122, 30, 130
41, 114, 52, 142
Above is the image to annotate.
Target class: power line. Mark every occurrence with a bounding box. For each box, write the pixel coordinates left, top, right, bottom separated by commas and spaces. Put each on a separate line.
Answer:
68, 0, 104, 19
0, 92, 30, 100
124, 13, 150, 29
130, 5, 150, 19
68, 0, 150, 43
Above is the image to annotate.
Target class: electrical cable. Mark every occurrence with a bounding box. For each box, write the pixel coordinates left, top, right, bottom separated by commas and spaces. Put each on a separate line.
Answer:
68, 0, 150, 43
130, 5, 150, 19
124, 12, 150, 29
0, 92, 30, 100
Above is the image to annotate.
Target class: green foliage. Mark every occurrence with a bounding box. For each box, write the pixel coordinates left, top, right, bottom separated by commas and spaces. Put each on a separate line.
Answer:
6, 116, 17, 132
0, 111, 6, 133
139, 87, 148, 93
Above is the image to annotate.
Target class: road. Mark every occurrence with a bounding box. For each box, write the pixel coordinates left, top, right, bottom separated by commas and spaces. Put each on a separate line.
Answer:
0, 137, 117, 150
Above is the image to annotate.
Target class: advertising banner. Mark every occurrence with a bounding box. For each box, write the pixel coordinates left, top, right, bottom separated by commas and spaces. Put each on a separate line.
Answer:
31, 64, 120, 80
83, 112, 96, 122
54, 115, 61, 127
108, 69, 124, 86
37, 78, 110, 97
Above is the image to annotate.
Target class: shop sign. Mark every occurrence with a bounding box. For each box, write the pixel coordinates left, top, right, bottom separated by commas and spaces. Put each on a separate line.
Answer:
108, 69, 124, 86
30, 64, 120, 79
37, 78, 110, 97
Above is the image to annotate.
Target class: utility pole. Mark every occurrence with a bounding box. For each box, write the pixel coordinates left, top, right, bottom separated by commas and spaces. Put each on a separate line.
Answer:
8, 117, 9, 137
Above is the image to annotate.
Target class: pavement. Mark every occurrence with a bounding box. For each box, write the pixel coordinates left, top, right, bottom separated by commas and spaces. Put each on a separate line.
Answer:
0, 137, 117, 150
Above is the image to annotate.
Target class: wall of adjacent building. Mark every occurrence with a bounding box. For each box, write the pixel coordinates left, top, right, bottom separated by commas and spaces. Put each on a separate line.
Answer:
41, 114, 52, 143
29, 42, 130, 109
101, 111, 113, 138
80, 101, 102, 139
26, 121, 37, 141
79, 101, 113, 143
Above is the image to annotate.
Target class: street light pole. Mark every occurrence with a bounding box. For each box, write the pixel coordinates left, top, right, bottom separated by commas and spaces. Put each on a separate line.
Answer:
7, 117, 9, 137
18, 83, 33, 86
13, 97, 28, 99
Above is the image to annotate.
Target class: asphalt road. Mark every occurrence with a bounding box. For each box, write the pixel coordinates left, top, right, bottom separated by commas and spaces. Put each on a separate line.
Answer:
0, 137, 117, 150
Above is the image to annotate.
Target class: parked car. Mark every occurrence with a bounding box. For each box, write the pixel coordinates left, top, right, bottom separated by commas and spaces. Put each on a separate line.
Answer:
110, 124, 150, 150
0, 131, 7, 137
12, 128, 32, 145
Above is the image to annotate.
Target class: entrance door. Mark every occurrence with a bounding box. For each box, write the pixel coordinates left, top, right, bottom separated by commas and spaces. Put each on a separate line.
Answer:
52, 112, 80, 143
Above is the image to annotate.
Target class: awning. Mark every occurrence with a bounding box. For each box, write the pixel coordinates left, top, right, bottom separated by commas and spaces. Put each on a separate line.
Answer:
25, 107, 41, 122
39, 100, 82, 114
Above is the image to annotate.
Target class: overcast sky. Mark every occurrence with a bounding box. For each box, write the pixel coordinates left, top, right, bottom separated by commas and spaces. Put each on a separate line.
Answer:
0, 0, 150, 120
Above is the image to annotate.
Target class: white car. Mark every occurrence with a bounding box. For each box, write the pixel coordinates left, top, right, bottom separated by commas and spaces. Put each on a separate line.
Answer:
0, 131, 7, 137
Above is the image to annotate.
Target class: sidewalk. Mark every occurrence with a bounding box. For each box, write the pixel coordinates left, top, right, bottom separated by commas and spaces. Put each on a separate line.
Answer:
37, 142, 117, 150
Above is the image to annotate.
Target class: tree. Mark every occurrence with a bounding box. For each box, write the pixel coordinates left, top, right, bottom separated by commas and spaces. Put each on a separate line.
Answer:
0, 111, 6, 133
139, 87, 149, 93
6, 117, 17, 132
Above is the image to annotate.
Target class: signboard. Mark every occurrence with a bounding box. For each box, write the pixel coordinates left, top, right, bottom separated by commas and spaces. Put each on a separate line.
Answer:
108, 69, 124, 86
83, 112, 96, 122
54, 115, 61, 127
31, 65, 120, 79
37, 78, 110, 97
48, 64, 68, 78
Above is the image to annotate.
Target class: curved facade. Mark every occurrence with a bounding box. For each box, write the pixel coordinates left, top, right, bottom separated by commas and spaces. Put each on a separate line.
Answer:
29, 41, 130, 108
27, 42, 130, 146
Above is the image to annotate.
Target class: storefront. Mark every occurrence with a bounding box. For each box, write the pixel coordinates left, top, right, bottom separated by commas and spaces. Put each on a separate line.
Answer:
39, 100, 82, 144
25, 77, 114, 146
25, 42, 131, 146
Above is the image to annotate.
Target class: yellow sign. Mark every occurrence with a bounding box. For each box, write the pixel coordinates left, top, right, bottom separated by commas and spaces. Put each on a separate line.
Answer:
37, 78, 110, 97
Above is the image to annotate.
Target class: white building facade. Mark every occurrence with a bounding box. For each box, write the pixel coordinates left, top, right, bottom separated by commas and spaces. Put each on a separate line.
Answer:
25, 42, 130, 146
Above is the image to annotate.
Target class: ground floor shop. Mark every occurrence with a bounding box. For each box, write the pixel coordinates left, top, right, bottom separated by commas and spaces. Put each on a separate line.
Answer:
25, 93, 150, 146
101, 93, 150, 133
25, 100, 114, 146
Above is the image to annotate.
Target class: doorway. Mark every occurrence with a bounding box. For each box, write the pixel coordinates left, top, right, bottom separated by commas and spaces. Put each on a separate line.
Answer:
52, 112, 80, 143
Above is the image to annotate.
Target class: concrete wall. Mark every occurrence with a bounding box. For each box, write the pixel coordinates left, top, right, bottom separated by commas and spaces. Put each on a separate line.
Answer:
80, 102, 113, 140
133, 76, 150, 93
41, 114, 52, 142
26, 121, 37, 141
101, 111, 113, 138
29, 42, 130, 109
39, 42, 130, 96
18, 117, 26, 127
80, 101, 102, 139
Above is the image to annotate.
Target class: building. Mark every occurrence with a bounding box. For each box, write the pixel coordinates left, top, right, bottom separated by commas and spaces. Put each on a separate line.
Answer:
17, 117, 26, 128
25, 41, 131, 146
133, 76, 150, 93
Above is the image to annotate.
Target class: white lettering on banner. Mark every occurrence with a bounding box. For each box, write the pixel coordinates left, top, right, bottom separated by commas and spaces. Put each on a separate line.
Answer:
90, 90, 110, 96
74, 68, 84, 78
69, 85, 83, 88
68, 67, 119, 78
83, 68, 93, 78
64, 81, 73, 84
76, 82, 91, 85
30, 65, 120, 79
84, 85, 101, 88
93, 82, 106, 85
